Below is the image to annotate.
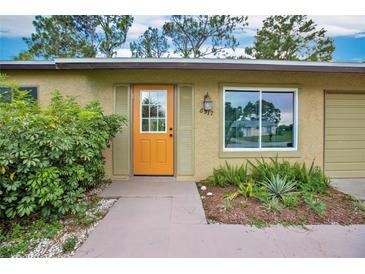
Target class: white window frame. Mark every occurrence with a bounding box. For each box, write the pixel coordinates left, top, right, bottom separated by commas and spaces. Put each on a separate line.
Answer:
140, 90, 168, 133
223, 86, 298, 152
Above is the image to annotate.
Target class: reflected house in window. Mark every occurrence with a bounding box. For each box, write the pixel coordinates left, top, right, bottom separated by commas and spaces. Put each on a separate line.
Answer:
231, 119, 277, 138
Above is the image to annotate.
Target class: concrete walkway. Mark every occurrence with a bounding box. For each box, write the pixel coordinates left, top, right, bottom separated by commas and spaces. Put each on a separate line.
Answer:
75, 177, 365, 258
331, 178, 365, 200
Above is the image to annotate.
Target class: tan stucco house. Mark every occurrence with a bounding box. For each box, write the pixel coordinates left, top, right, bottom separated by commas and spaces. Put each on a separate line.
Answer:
1, 58, 365, 181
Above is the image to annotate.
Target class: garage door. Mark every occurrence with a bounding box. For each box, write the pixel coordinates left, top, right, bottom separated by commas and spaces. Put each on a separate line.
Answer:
325, 91, 365, 178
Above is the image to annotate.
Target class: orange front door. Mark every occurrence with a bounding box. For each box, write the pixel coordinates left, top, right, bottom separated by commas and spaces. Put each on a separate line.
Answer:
133, 85, 174, 175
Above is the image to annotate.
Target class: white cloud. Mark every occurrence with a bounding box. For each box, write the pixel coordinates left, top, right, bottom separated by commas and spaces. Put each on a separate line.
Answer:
115, 48, 132, 57
1, 15, 364, 40
310, 15, 365, 37
0, 15, 35, 37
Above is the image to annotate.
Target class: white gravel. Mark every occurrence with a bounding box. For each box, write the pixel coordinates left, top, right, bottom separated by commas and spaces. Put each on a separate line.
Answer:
20, 198, 117, 258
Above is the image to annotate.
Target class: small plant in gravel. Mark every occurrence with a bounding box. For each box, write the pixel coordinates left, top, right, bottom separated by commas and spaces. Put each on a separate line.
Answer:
223, 182, 255, 201
246, 214, 269, 228
260, 174, 296, 200
282, 193, 301, 208
62, 236, 78, 253
221, 199, 233, 212
266, 197, 282, 212
352, 200, 365, 212
343, 194, 355, 201
304, 192, 326, 216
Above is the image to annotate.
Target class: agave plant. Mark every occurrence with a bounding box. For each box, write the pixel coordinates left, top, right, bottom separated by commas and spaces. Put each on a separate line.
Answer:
260, 174, 296, 200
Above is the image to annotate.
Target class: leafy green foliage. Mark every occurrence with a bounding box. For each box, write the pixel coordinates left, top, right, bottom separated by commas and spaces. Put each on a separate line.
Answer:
245, 15, 335, 61
223, 181, 254, 204
248, 157, 329, 194
253, 185, 270, 204
282, 193, 301, 208
130, 27, 169, 58
163, 15, 248, 58
0, 75, 126, 219
211, 161, 250, 187
303, 192, 326, 216
237, 182, 254, 198
0, 219, 63, 257
19, 15, 133, 59
62, 236, 78, 253
292, 161, 330, 193
260, 174, 296, 200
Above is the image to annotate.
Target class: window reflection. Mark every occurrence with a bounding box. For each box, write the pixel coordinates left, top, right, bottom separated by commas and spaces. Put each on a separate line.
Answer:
261, 92, 294, 148
140, 91, 167, 132
224, 89, 295, 149
225, 90, 260, 148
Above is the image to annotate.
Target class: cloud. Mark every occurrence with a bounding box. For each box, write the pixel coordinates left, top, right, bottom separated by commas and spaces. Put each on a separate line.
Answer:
1, 15, 364, 41
310, 15, 365, 37
115, 48, 132, 57
0, 15, 35, 37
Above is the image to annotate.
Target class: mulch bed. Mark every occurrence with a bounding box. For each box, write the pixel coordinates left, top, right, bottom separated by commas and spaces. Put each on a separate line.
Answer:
197, 182, 365, 226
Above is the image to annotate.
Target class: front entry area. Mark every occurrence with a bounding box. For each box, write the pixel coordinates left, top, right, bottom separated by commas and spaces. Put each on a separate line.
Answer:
133, 85, 174, 175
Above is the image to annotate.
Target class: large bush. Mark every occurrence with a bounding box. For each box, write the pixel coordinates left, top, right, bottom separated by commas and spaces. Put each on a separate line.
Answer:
0, 75, 126, 219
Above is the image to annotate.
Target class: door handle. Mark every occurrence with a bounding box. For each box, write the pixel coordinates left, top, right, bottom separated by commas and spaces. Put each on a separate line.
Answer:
169, 127, 173, 131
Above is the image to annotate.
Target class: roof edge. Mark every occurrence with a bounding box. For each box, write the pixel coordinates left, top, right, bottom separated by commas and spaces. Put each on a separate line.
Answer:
1, 58, 364, 73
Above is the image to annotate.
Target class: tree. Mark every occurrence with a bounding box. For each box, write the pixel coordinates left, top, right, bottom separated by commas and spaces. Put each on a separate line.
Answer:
13, 51, 33, 61
245, 15, 335, 61
163, 15, 248, 58
96, 15, 134, 57
130, 27, 168, 58
21, 15, 133, 59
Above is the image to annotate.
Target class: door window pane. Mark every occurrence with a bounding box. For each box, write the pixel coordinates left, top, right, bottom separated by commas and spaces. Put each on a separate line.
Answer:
150, 118, 158, 131
261, 92, 294, 148
150, 104, 157, 117
140, 90, 167, 132
158, 118, 166, 131
225, 90, 260, 148
141, 92, 149, 104
142, 118, 149, 131
141, 105, 149, 118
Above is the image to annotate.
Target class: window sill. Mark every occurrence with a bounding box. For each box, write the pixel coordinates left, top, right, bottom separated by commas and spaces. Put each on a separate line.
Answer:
219, 150, 302, 159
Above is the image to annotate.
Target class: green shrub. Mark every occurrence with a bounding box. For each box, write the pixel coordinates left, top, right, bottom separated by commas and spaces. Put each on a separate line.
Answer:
248, 157, 329, 194
62, 236, 78, 253
291, 161, 330, 193
260, 174, 296, 200
303, 192, 326, 216
282, 193, 301, 208
0, 75, 126, 219
211, 161, 249, 187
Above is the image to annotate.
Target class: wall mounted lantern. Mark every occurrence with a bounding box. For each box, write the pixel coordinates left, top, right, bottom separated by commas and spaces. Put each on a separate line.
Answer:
200, 92, 213, 115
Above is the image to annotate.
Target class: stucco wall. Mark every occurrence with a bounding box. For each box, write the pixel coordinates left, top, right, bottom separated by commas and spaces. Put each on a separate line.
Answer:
3, 69, 365, 181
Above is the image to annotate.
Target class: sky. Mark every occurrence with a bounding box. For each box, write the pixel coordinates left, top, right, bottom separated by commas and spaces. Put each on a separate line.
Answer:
0, 15, 364, 61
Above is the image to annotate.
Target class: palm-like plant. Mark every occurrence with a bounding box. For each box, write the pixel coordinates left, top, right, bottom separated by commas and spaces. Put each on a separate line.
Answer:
260, 174, 296, 200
